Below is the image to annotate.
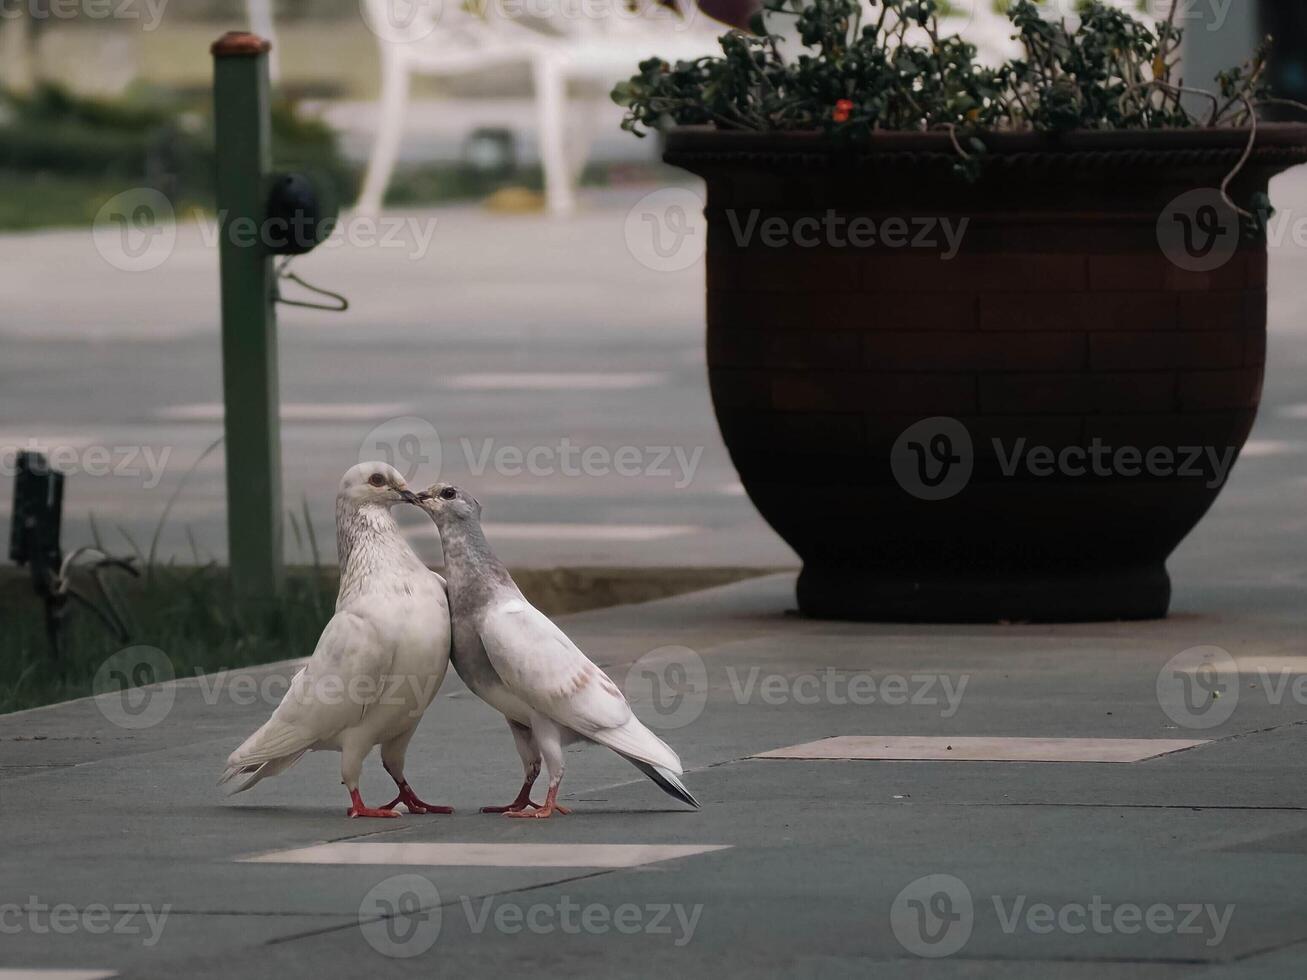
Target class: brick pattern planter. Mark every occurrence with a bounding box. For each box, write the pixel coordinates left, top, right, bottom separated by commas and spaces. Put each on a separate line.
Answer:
666, 126, 1307, 622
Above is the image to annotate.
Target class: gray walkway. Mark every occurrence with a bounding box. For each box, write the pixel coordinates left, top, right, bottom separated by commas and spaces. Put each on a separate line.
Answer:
3, 168, 1307, 572
0, 185, 791, 570
3, 536, 1307, 977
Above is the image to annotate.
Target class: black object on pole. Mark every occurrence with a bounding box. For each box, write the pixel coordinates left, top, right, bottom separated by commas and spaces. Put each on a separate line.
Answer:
10, 451, 64, 587
9, 452, 138, 665
10, 452, 67, 660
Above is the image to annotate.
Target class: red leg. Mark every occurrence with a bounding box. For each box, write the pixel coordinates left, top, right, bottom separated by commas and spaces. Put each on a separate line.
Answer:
505, 782, 572, 819
481, 777, 541, 814
383, 781, 454, 815
347, 787, 400, 819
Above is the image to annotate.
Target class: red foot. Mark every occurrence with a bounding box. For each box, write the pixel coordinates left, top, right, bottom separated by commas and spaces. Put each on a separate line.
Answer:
384, 782, 454, 815
347, 788, 400, 819
481, 780, 541, 814
505, 786, 571, 819
505, 802, 571, 819
482, 801, 539, 814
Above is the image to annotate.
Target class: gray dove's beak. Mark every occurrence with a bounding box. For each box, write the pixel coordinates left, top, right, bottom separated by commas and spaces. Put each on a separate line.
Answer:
397, 488, 420, 505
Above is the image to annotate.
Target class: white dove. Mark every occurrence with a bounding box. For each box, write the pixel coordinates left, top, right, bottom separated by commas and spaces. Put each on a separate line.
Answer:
414, 483, 699, 819
220, 462, 453, 819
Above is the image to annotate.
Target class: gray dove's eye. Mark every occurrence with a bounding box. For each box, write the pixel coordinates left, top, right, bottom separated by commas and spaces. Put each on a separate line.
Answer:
440, 487, 458, 501
368, 473, 387, 488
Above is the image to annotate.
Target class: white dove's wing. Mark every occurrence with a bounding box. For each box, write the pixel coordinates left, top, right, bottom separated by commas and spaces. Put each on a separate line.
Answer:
478, 598, 682, 772
222, 610, 389, 785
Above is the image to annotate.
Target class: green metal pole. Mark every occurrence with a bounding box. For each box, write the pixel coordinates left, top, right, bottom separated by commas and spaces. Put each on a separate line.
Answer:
212, 32, 283, 597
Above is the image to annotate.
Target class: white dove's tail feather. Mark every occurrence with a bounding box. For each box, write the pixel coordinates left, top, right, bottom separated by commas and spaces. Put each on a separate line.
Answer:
625, 758, 700, 809
220, 749, 308, 796
590, 715, 683, 773
587, 715, 698, 806
220, 719, 316, 796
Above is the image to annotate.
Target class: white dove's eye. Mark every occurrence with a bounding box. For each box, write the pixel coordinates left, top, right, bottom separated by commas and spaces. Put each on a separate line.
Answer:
440, 487, 458, 501
368, 473, 387, 488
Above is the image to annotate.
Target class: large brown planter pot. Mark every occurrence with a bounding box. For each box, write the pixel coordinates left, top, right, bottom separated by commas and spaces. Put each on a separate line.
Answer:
665, 125, 1307, 623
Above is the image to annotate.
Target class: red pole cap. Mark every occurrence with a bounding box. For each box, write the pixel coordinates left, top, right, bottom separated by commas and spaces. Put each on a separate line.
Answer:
211, 31, 272, 57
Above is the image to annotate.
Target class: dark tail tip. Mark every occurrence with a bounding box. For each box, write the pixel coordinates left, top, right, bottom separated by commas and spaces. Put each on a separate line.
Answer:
628, 758, 700, 809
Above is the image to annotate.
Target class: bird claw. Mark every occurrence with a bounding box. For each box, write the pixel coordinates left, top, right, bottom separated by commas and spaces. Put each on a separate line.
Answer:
385, 785, 454, 815
348, 805, 401, 819
505, 802, 570, 819
481, 800, 540, 814
393, 800, 455, 815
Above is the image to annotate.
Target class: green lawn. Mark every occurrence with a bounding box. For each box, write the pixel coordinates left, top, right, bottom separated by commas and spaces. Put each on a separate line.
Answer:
0, 566, 336, 716
0, 565, 773, 716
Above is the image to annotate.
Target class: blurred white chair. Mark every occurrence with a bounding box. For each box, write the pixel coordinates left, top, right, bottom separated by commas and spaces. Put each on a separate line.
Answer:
355, 0, 728, 216
245, 0, 281, 83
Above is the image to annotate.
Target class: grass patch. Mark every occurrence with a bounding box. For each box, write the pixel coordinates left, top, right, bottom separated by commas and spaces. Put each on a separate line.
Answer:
0, 564, 779, 716
0, 566, 336, 716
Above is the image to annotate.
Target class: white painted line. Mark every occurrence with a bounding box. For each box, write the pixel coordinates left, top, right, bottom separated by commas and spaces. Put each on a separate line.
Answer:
1242, 439, 1307, 458
240, 842, 731, 869
406, 523, 700, 542
157, 403, 412, 422
440, 372, 667, 391
753, 736, 1209, 764
0, 972, 117, 980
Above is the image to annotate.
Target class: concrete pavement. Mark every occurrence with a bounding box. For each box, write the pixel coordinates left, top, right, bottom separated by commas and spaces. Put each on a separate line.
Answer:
3, 524, 1307, 978
0, 185, 793, 570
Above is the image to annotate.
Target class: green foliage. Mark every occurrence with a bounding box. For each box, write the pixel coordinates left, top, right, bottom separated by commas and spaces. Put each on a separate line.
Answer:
0, 83, 356, 229
613, 0, 1271, 140
0, 566, 337, 715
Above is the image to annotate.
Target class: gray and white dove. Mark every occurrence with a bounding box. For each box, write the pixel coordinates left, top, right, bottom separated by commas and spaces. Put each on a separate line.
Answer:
220, 462, 453, 818
414, 483, 699, 818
